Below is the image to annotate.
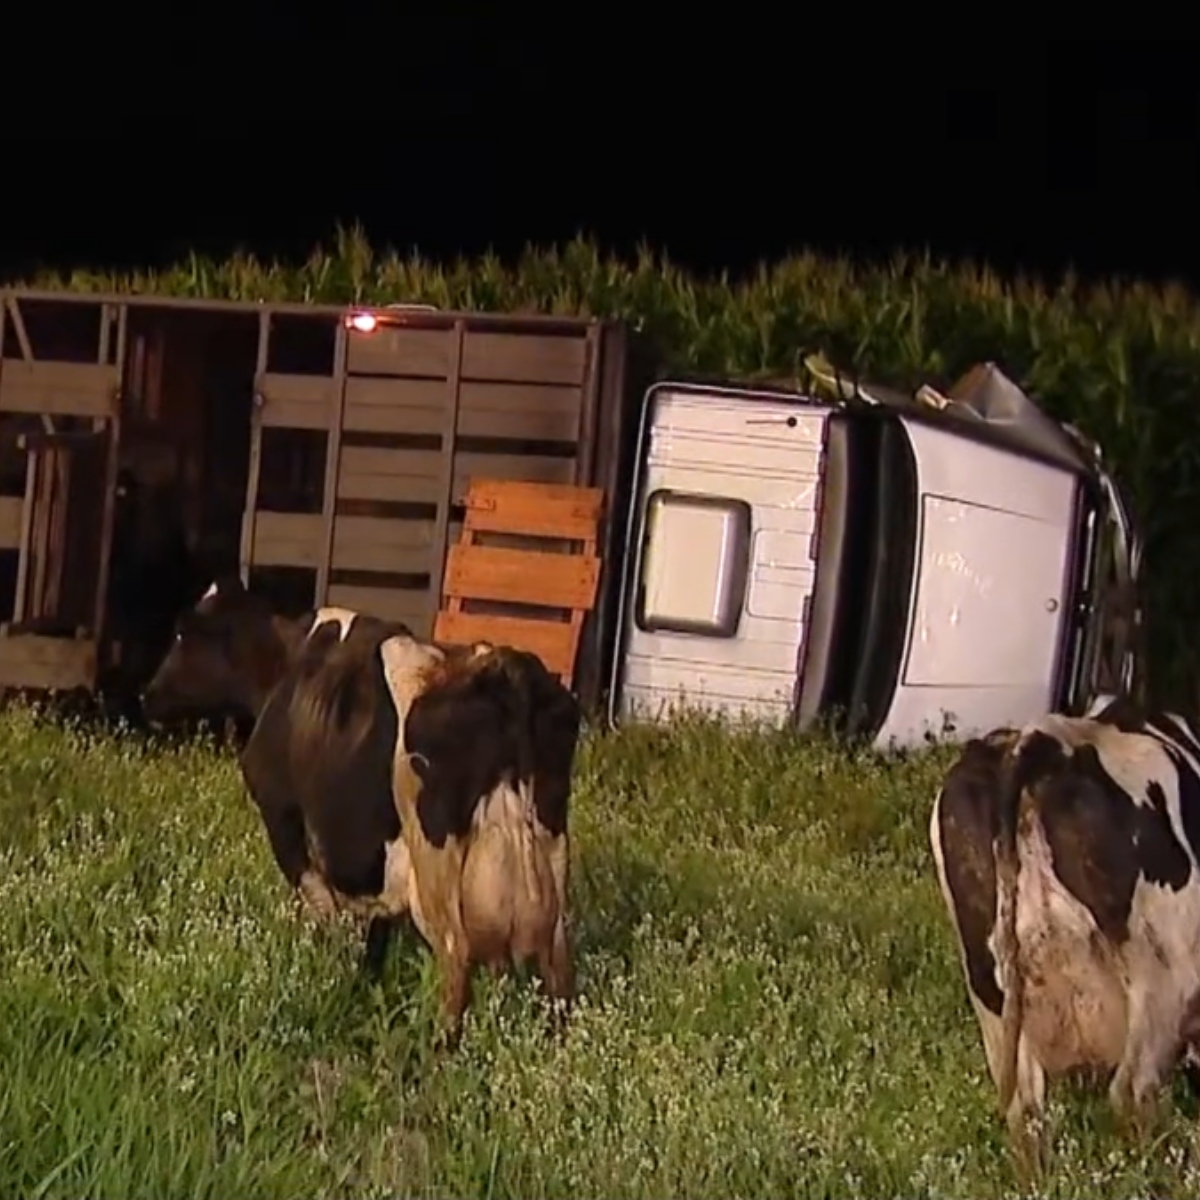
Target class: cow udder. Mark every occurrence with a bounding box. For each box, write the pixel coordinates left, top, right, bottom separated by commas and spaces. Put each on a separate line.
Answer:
1017, 816, 1130, 1075
460, 783, 559, 970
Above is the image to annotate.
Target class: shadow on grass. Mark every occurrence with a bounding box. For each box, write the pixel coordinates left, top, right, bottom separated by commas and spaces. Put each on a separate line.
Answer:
0, 686, 253, 757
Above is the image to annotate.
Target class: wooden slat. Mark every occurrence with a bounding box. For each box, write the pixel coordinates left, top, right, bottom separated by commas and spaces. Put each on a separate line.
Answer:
456, 381, 583, 440
325, 584, 430, 633
337, 446, 442, 503
336, 473, 440, 505
461, 332, 587, 386
342, 376, 446, 435
258, 373, 336, 430
443, 544, 600, 609
433, 610, 577, 677
0, 495, 22, 548
331, 516, 434, 573
462, 480, 603, 540
451, 454, 574, 498
0, 635, 96, 691
346, 326, 452, 377
252, 511, 323, 568
0, 362, 118, 419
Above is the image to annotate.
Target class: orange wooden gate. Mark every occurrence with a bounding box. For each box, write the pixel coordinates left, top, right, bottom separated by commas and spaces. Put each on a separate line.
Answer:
433, 479, 603, 686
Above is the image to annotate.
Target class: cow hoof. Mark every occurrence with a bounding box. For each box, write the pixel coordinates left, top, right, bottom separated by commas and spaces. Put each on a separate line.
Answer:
543, 996, 572, 1041
431, 1026, 463, 1058
431, 1002, 467, 1054
1124, 1104, 1161, 1147
1010, 1141, 1044, 1191
1006, 1114, 1045, 1188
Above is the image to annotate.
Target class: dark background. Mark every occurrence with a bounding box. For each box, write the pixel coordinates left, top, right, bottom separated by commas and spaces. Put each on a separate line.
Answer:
1, 36, 1196, 287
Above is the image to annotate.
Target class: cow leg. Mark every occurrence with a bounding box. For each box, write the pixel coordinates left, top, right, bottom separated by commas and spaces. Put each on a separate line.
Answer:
1109, 980, 1181, 1140
972, 997, 1047, 1181
537, 833, 574, 1014
435, 949, 473, 1050
253, 788, 336, 920
1183, 1042, 1200, 1097
298, 870, 337, 920
362, 916, 400, 979
535, 917, 573, 1041
539, 917, 574, 1000
1005, 1036, 1048, 1184
537, 917, 573, 1007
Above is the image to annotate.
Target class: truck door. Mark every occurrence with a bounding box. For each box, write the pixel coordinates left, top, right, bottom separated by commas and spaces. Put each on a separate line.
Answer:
0, 296, 124, 693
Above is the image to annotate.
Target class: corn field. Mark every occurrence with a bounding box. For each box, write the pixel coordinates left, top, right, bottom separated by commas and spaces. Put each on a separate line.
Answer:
18, 224, 1200, 708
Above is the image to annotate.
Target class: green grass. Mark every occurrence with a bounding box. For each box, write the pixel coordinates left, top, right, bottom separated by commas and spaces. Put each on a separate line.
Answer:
3, 706, 1200, 1199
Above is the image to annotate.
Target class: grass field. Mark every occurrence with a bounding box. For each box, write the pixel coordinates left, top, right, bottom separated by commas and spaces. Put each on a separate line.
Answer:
3, 705, 1200, 1200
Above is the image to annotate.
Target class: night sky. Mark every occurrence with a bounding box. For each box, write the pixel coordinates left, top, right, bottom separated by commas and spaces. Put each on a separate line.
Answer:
2, 38, 1196, 287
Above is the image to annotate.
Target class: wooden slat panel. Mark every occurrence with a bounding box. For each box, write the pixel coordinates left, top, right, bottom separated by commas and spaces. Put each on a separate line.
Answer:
337, 446, 443, 503
0, 362, 118, 418
259, 373, 336, 430
252, 511, 323, 568
346, 326, 452, 377
325, 584, 430, 633
331, 516, 434, 573
443, 545, 600, 609
342, 376, 445, 435
452, 454, 574, 498
336, 474, 440, 505
463, 480, 602, 540
456, 381, 582, 440
0, 635, 96, 690
433, 610, 577, 677
0, 495, 22, 548
461, 332, 587, 386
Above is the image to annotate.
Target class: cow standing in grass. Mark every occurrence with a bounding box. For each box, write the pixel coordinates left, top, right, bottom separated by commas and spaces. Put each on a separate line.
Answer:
140, 576, 581, 1041
929, 693, 1200, 1176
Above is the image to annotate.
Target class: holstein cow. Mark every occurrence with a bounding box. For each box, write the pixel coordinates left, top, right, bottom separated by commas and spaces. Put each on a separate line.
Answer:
930, 693, 1200, 1173
140, 575, 582, 1041
109, 470, 210, 689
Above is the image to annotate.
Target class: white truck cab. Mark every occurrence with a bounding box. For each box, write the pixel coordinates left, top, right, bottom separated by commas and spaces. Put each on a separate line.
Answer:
607, 364, 1142, 749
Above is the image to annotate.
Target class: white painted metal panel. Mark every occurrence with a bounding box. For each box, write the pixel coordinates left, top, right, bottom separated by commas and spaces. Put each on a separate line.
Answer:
617, 389, 832, 726
903, 497, 1068, 688
874, 419, 1079, 749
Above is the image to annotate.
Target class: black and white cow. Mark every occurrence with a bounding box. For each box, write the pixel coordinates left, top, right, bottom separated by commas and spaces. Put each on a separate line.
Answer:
930, 694, 1200, 1171
107, 470, 213, 717
140, 575, 581, 1041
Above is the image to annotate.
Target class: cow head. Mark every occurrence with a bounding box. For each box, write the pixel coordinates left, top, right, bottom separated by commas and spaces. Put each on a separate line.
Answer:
140, 574, 281, 724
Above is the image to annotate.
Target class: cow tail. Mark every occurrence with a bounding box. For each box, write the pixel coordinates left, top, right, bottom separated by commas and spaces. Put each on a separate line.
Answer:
516, 776, 542, 907
993, 732, 1027, 1116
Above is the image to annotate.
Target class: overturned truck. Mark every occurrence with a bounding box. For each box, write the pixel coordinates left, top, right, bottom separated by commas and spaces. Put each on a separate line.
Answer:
0, 288, 1143, 746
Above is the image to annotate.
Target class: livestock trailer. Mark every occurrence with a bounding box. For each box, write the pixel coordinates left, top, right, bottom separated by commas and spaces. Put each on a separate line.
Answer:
0, 290, 650, 712
607, 367, 1143, 748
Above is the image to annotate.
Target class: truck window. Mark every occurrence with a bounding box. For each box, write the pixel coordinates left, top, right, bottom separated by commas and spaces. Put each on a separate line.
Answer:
634, 489, 753, 638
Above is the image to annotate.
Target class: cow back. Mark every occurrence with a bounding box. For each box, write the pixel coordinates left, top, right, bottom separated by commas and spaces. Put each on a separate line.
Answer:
403, 646, 583, 849
240, 614, 413, 900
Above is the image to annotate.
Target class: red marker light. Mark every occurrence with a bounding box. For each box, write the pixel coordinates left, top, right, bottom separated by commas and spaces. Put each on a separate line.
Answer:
348, 312, 377, 333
